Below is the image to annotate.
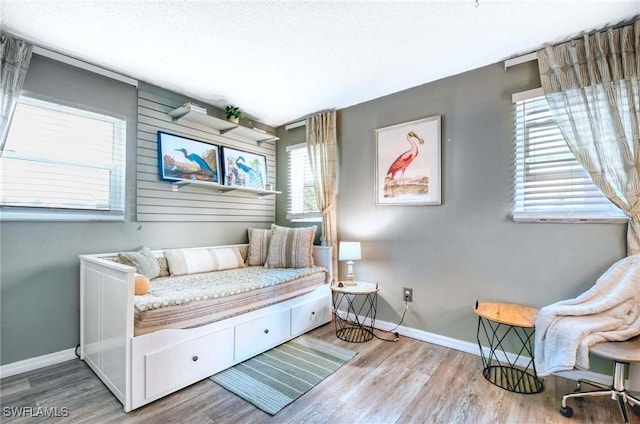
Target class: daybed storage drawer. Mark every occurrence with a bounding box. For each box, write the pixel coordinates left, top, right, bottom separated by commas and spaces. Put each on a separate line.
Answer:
144, 327, 233, 399
235, 309, 290, 361
291, 296, 332, 336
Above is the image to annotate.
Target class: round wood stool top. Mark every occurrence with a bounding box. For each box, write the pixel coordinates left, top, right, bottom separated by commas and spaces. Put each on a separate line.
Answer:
589, 335, 640, 363
331, 281, 379, 295
474, 302, 539, 328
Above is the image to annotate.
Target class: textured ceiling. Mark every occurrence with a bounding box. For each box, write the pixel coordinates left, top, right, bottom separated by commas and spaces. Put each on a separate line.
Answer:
1, 0, 639, 126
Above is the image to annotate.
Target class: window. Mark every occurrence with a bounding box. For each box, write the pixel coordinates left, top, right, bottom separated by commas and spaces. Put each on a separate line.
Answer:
513, 90, 625, 223
1, 95, 126, 221
286, 142, 320, 221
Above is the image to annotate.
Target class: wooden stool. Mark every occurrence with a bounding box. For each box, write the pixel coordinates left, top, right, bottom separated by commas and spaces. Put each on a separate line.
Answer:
560, 335, 640, 423
474, 301, 543, 394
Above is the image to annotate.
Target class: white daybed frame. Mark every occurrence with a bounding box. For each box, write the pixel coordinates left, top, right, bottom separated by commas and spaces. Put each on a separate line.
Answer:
79, 244, 333, 412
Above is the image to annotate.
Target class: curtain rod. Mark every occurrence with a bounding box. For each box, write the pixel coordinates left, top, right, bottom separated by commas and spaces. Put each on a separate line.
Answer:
504, 52, 538, 70
504, 16, 639, 71
284, 108, 336, 130
285, 121, 305, 131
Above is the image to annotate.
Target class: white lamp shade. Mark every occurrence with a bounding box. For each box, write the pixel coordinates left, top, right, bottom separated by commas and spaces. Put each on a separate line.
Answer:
339, 241, 362, 261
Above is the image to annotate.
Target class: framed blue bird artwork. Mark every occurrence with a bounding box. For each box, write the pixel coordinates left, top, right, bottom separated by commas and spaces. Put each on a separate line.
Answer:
158, 131, 221, 184
221, 146, 267, 190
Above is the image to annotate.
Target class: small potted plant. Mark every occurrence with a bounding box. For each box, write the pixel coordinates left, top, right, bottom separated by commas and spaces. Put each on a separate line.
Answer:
225, 105, 242, 124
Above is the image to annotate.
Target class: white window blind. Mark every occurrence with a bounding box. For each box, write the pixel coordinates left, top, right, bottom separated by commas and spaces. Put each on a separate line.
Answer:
513, 93, 626, 223
286, 142, 320, 222
1, 96, 126, 221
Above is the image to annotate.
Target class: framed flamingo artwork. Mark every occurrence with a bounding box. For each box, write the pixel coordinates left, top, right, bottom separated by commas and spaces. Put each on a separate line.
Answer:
221, 146, 268, 189
375, 115, 441, 206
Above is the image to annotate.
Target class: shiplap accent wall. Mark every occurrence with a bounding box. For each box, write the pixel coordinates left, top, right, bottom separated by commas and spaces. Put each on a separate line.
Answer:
136, 83, 276, 222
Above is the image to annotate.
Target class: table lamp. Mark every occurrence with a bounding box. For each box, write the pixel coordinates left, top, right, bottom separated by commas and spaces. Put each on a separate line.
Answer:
339, 241, 361, 284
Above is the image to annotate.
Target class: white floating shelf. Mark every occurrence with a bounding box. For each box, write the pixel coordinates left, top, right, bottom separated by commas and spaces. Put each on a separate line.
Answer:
168, 104, 279, 145
171, 179, 280, 197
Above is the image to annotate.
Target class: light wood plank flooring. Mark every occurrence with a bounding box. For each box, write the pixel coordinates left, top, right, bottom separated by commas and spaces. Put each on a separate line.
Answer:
2, 322, 639, 423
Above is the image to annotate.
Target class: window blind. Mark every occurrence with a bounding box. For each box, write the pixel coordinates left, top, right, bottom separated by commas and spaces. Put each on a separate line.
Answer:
1, 96, 126, 220
286, 142, 320, 221
513, 94, 625, 222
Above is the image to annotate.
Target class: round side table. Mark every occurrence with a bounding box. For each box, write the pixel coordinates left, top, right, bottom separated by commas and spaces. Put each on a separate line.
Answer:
474, 301, 544, 394
331, 281, 379, 343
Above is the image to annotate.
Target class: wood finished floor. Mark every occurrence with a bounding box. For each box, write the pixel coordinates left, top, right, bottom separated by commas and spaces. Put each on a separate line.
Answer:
2, 322, 639, 424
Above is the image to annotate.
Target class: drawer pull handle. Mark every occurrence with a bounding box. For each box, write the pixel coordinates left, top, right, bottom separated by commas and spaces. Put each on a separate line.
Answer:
192, 356, 199, 362
264, 329, 269, 334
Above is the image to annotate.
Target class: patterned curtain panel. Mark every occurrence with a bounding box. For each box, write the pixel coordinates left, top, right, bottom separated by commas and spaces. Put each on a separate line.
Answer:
306, 110, 338, 279
537, 20, 640, 254
0, 34, 32, 151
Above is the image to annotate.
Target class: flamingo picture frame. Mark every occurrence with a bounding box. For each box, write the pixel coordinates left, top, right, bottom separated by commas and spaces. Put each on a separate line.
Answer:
375, 115, 441, 206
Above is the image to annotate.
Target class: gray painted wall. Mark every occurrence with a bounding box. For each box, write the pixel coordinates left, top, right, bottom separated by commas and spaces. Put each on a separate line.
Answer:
277, 60, 626, 372
0, 56, 270, 365
1, 52, 628, 377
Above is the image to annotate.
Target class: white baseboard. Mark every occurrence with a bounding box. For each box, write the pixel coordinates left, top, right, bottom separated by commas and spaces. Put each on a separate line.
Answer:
0, 348, 77, 379
372, 315, 612, 385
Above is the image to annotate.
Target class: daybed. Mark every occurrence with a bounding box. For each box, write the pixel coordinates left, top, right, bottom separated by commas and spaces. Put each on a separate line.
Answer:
79, 241, 333, 412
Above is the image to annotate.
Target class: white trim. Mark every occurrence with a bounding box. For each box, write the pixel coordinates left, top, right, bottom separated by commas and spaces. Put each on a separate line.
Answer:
554, 369, 612, 387
0, 348, 77, 379
32, 46, 138, 87
0, 209, 125, 222
285, 141, 307, 152
504, 52, 538, 69
512, 87, 544, 103
285, 121, 305, 131
513, 212, 628, 224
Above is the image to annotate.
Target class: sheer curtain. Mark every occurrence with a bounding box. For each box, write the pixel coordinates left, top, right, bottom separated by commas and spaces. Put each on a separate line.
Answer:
537, 20, 640, 254
306, 111, 338, 279
1, 35, 32, 151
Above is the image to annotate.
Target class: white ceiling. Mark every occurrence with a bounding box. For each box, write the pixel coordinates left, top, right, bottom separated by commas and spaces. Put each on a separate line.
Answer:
1, 0, 639, 127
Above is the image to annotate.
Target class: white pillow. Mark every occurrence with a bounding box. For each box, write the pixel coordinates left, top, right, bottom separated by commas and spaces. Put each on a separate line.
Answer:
210, 247, 245, 271
164, 247, 245, 276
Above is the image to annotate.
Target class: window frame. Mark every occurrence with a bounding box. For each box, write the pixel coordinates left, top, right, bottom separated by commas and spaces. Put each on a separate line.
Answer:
1, 94, 127, 222
512, 88, 627, 224
285, 142, 321, 222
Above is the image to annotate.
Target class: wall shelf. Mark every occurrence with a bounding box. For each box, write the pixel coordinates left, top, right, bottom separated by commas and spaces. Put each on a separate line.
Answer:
168, 104, 279, 145
171, 179, 280, 197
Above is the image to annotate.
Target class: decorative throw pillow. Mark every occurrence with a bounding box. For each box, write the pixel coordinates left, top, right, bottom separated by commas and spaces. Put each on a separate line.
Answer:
210, 247, 246, 271
102, 256, 121, 263
134, 273, 150, 295
157, 256, 170, 277
265, 224, 316, 268
164, 247, 246, 276
118, 246, 160, 279
237, 246, 248, 263
164, 248, 214, 276
246, 227, 273, 266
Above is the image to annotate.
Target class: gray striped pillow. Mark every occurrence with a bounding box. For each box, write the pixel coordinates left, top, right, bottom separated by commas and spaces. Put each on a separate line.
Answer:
265, 225, 316, 268
247, 228, 272, 266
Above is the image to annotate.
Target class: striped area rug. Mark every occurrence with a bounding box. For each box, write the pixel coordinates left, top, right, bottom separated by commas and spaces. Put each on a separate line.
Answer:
210, 335, 357, 415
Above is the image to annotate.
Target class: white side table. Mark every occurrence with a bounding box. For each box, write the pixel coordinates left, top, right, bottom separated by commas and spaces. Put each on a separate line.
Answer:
331, 281, 379, 342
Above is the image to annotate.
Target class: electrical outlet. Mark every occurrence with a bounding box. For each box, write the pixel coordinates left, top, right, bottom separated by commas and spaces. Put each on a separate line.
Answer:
403, 287, 413, 302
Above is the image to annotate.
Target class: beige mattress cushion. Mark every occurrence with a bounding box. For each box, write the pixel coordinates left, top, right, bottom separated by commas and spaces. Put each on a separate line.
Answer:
134, 265, 327, 335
